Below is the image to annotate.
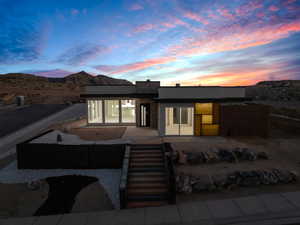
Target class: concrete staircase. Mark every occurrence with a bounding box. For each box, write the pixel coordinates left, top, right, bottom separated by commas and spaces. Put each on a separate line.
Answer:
126, 144, 169, 208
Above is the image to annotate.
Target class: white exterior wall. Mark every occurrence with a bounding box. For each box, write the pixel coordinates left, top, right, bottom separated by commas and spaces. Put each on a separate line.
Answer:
158, 103, 194, 136
158, 87, 245, 99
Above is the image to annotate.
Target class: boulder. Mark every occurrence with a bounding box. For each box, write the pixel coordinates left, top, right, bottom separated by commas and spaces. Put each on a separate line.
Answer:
191, 175, 215, 192
178, 150, 187, 165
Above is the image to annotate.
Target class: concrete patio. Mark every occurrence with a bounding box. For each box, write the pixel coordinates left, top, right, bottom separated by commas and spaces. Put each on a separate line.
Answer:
1, 191, 300, 225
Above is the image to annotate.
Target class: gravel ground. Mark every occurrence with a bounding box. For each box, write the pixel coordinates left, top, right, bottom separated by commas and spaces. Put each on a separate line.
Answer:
0, 161, 121, 209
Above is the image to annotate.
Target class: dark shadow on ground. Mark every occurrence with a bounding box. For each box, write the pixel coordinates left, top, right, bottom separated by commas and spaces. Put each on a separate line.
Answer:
34, 175, 98, 216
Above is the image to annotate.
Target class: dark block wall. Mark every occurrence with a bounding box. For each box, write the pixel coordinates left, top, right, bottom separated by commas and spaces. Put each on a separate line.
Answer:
220, 104, 270, 137
17, 143, 125, 169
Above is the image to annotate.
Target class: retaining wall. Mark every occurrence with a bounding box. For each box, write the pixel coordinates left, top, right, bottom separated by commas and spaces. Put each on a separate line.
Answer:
17, 130, 125, 169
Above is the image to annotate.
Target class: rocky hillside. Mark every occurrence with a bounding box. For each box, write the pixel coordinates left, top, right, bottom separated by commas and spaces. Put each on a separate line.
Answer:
0, 71, 132, 86
0, 71, 132, 104
246, 80, 300, 101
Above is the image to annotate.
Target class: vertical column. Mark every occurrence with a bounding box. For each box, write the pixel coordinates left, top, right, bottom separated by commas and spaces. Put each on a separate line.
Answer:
119, 100, 122, 124
102, 99, 106, 124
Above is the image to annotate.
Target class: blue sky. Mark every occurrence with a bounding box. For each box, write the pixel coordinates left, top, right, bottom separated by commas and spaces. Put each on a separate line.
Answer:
0, 0, 300, 85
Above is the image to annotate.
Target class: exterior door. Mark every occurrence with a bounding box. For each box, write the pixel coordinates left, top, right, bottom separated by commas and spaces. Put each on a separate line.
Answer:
140, 104, 150, 127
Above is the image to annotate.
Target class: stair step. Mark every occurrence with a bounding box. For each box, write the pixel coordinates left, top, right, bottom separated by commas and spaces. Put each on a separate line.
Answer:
130, 163, 164, 168
127, 201, 168, 208
128, 187, 168, 195
128, 183, 167, 189
131, 154, 163, 158
129, 172, 165, 177
128, 176, 166, 182
129, 167, 165, 172
131, 151, 162, 155
131, 158, 163, 162
128, 194, 168, 201
131, 145, 162, 150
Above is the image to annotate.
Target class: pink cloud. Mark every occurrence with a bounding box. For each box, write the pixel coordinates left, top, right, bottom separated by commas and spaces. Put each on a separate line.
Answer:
207, 10, 220, 20
217, 8, 235, 20
235, 0, 263, 17
161, 22, 176, 28
133, 23, 155, 33
183, 12, 209, 25
167, 20, 300, 58
95, 57, 176, 74
168, 70, 272, 86
71, 9, 79, 15
256, 12, 265, 18
269, 5, 279, 11
129, 3, 143, 11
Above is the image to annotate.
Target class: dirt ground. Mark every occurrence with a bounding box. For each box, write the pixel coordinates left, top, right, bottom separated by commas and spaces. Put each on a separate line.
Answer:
65, 127, 127, 141
172, 133, 300, 203
0, 179, 49, 218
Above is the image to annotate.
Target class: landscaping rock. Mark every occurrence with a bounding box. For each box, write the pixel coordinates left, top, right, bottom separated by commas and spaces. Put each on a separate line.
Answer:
176, 169, 297, 194
176, 148, 268, 165
178, 151, 187, 165
212, 174, 228, 190
257, 152, 269, 160
191, 175, 215, 192
176, 174, 192, 193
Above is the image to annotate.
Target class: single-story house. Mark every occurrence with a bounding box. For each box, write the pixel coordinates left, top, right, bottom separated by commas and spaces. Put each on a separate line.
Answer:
80, 80, 269, 137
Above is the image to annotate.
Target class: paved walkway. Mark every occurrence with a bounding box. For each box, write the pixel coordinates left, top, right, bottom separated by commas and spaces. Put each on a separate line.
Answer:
122, 127, 162, 144
0, 104, 86, 159
1, 191, 300, 225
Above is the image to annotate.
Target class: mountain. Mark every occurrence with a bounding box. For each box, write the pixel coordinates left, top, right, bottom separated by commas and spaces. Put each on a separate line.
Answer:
0, 71, 132, 86
256, 80, 300, 87
0, 71, 132, 104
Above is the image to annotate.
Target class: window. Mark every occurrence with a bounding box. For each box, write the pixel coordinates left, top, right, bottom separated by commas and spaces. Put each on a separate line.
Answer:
165, 107, 193, 135
202, 115, 213, 124
121, 100, 136, 123
194, 103, 219, 136
104, 100, 119, 123
88, 100, 102, 123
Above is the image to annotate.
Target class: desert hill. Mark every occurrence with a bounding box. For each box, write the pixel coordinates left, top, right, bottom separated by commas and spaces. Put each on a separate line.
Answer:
0, 71, 132, 104
246, 80, 300, 101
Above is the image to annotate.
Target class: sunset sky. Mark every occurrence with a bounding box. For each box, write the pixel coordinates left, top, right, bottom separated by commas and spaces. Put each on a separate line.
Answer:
0, 0, 300, 86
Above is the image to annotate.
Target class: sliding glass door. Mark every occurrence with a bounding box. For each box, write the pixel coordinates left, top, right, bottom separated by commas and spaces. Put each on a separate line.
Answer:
104, 100, 120, 123
165, 107, 180, 135
87, 100, 103, 123
121, 100, 136, 123
165, 107, 194, 135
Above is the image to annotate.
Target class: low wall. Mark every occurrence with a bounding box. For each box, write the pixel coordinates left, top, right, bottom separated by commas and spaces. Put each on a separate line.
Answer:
220, 104, 270, 137
50, 118, 87, 131
17, 130, 125, 169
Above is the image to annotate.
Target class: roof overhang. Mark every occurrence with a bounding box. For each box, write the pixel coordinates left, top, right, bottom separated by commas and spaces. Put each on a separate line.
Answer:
80, 93, 158, 98
154, 97, 252, 103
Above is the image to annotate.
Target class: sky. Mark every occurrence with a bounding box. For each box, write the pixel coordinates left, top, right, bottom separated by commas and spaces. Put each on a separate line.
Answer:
0, 0, 300, 86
